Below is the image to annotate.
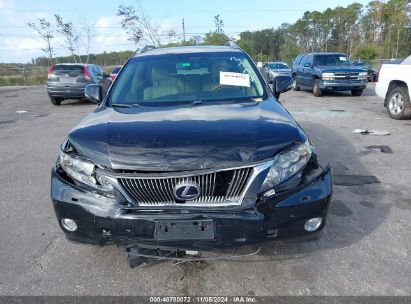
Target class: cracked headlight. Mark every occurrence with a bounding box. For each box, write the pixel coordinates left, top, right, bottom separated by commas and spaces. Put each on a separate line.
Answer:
260, 140, 313, 193
59, 149, 114, 194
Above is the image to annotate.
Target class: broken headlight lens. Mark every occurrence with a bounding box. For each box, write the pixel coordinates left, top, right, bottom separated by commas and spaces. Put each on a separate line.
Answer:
59, 150, 114, 193
260, 140, 313, 193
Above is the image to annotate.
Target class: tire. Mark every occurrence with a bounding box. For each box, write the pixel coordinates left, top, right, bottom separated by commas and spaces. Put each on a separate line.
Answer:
292, 76, 300, 91
50, 97, 62, 106
386, 86, 411, 120
312, 79, 323, 97
351, 89, 364, 96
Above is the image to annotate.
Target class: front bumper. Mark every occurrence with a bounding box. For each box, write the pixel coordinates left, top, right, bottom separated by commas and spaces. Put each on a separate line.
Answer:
51, 166, 332, 250
319, 79, 368, 91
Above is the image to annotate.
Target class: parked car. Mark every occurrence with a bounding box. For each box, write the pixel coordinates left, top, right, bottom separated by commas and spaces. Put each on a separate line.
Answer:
51, 45, 332, 267
375, 54, 411, 119
292, 52, 368, 97
47, 63, 110, 106
109, 65, 122, 81
352, 61, 378, 82
260, 61, 291, 83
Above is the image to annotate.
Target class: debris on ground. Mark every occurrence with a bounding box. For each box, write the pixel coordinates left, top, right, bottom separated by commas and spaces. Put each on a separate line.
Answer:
353, 129, 390, 135
333, 174, 380, 186
16, 110, 28, 114
363, 145, 393, 154
330, 109, 346, 112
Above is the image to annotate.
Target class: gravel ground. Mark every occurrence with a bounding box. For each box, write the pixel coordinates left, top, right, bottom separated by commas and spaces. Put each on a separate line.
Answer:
0, 84, 409, 296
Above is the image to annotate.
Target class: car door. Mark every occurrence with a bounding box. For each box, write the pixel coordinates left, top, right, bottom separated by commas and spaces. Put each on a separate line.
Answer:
300, 55, 314, 87
295, 55, 306, 85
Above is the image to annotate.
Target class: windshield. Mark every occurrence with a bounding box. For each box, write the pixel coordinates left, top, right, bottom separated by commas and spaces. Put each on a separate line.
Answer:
268, 63, 289, 69
314, 55, 351, 66
109, 51, 266, 106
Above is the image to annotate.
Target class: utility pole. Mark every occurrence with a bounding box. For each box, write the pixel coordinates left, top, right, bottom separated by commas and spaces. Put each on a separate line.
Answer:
182, 18, 186, 43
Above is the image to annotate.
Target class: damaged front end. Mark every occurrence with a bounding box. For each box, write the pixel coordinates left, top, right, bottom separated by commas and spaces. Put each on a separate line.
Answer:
51, 138, 332, 266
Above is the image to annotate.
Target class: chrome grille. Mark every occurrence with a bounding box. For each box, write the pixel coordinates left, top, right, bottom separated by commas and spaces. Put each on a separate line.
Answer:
118, 167, 254, 206
333, 72, 360, 81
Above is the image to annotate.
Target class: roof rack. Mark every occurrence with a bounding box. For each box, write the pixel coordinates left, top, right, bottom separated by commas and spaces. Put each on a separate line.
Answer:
139, 45, 156, 53
224, 40, 241, 49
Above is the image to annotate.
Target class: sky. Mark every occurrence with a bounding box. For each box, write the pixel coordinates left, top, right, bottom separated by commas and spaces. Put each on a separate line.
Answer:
0, 0, 374, 63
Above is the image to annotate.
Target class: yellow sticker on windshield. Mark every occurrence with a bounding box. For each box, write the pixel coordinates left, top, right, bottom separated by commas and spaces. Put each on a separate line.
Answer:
220, 72, 250, 88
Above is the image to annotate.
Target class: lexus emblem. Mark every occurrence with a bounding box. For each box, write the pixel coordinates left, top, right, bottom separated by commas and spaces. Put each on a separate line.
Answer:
174, 182, 201, 201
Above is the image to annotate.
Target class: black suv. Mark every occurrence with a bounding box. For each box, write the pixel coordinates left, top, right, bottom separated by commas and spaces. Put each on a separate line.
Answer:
292, 53, 368, 97
51, 45, 332, 266
47, 63, 110, 105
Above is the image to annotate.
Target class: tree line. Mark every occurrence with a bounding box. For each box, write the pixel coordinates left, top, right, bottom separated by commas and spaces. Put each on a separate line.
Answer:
236, 0, 411, 63
28, 0, 411, 67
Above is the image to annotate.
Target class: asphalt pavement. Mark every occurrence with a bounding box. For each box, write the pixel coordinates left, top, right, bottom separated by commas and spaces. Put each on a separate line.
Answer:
0, 84, 409, 296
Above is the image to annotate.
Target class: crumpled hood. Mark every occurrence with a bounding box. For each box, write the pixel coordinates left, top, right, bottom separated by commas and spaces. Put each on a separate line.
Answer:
68, 100, 305, 171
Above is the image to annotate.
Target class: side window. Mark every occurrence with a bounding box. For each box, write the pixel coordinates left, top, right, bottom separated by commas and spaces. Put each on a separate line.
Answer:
86, 66, 94, 77
294, 55, 302, 65
97, 66, 104, 76
299, 55, 308, 66
93, 65, 101, 76
306, 55, 313, 66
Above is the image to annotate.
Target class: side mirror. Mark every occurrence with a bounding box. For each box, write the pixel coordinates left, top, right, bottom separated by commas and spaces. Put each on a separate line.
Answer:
272, 75, 293, 99
84, 84, 103, 104
304, 62, 312, 68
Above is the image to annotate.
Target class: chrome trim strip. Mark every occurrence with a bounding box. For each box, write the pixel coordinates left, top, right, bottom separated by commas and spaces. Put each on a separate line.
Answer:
101, 160, 270, 179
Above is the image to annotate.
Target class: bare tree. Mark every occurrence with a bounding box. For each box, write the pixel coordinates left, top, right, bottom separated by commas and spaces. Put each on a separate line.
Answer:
55, 14, 80, 62
27, 18, 54, 65
117, 3, 162, 47
80, 19, 95, 63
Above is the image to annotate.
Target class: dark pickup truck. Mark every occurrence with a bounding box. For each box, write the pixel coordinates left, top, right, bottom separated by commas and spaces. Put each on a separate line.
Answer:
292, 52, 368, 97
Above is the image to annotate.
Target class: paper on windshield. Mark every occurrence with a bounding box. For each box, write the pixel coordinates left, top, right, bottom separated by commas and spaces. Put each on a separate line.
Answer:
339, 57, 347, 61
220, 71, 250, 87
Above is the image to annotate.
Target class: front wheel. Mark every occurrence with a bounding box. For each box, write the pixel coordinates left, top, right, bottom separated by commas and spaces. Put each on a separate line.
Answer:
386, 86, 411, 120
351, 88, 364, 96
292, 76, 300, 91
50, 97, 62, 106
312, 79, 322, 97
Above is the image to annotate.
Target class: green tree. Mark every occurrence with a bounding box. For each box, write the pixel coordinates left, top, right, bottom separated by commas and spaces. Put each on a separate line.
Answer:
204, 15, 228, 45
353, 44, 379, 60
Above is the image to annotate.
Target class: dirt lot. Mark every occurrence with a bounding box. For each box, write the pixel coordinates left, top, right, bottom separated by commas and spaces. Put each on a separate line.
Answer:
0, 84, 410, 296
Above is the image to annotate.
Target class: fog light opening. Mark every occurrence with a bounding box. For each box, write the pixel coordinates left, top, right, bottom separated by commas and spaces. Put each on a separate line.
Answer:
304, 217, 322, 232
61, 218, 78, 232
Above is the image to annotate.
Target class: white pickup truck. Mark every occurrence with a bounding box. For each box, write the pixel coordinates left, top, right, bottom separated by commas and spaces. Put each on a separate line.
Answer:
375, 55, 411, 119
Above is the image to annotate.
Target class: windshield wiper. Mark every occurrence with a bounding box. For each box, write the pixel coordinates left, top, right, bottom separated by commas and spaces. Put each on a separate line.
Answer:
111, 103, 132, 108
111, 103, 143, 108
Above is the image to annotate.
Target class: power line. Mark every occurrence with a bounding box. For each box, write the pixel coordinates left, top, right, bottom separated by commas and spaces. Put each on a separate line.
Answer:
0, 42, 137, 52
0, 24, 283, 29
1, 8, 313, 12
0, 32, 243, 38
